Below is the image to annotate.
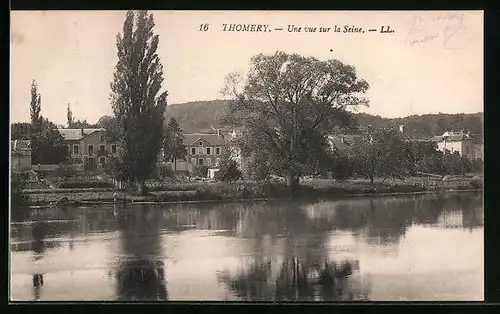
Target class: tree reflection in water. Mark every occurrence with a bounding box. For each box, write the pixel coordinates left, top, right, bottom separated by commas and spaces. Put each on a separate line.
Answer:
113, 205, 168, 301
217, 257, 361, 301
31, 221, 48, 301
216, 201, 367, 301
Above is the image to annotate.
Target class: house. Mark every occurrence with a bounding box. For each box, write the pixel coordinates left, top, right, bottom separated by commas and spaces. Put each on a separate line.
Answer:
11, 140, 32, 172
55, 128, 120, 170
327, 134, 365, 152
429, 131, 480, 159
172, 132, 226, 178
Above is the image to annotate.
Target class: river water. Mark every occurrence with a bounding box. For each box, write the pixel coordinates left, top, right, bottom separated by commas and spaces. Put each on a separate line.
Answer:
10, 192, 483, 301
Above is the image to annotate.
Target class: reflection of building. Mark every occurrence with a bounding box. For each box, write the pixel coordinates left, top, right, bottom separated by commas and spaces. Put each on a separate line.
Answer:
11, 140, 32, 172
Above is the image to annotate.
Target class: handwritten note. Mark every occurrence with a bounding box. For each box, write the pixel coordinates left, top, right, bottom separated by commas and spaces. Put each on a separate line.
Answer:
406, 12, 468, 50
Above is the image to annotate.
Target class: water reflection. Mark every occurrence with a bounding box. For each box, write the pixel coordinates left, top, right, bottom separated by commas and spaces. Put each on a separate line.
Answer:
218, 257, 362, 301
10, 192, 483, 301
112, 205, 168, 301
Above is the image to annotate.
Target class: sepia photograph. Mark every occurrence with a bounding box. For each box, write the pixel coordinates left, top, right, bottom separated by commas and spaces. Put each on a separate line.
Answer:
10, 10, 483, 302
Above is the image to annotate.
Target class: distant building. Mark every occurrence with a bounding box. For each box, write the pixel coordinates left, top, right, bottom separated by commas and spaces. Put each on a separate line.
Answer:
327, 134, 368, 152
11, 140, 31, 172
429, 131, 482, 159
181, 132, 226, 177
55, 128, 120, 170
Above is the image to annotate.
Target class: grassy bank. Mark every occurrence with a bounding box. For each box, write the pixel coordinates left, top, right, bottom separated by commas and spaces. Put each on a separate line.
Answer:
20, 176, 482, 207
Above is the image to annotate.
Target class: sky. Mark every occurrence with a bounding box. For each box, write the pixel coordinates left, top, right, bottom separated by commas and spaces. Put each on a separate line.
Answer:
10, 10, 483, 125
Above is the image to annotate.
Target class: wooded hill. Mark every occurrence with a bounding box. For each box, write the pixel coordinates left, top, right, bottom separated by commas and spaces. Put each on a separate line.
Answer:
165, 100, 483, 139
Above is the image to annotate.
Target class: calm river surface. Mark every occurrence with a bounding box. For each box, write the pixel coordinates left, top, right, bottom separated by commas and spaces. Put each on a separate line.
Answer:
10, 192, 483, 301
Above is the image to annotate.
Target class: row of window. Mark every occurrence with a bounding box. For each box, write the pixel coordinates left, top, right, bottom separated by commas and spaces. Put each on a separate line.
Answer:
442, 146, 471, 154
68, 144, 117, 155
191, 157, 220, 166
190, 147, 221, 156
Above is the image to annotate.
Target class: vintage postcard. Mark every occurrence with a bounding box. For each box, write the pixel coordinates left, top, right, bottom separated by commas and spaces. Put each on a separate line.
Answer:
10, 10, 483, 302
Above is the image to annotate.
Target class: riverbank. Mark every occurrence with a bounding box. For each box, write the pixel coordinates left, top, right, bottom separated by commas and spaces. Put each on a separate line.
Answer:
19, 178, 482, 207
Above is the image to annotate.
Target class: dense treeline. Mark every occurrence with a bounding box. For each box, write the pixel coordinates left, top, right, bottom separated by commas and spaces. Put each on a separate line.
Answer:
162, 100, 482, 138
12, 102, 483, 140
355, 112, 483, 139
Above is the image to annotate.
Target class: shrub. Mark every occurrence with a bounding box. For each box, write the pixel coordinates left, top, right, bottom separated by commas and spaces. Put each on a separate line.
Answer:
214, 159, 242, 182
11, 172, 29, 207
469, 176, 483, 189
154, 164, 174, 181
192, 165, 208, 178
55, 164, 77, 180
58, 180, 114, 189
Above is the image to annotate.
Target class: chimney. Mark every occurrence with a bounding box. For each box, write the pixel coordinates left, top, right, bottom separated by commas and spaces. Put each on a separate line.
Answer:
399, 125, 404, 133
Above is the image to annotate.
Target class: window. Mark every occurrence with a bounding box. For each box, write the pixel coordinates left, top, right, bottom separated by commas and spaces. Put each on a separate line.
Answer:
99, 157, 106, 164
100, 135, 105, 142
191, 158, 196, 165
99, 145, 105, 153
216, 158, 220, 166
111, 144, 117, 154
198, 148, 204, 155
198, 158, 204, 165
73, 145, 79, 154
206, 158, 211, 166
88, 145, 94, 155
191, 147, 196, 155
216, 147, 220, 155
206, 147, 211, 155
466, 146, 469, 154
199, 141, 203, 146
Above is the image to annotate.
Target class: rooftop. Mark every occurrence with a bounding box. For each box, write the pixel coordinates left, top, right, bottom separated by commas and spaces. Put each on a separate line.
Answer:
183, 133, 227, 146
55, 128, 106, 141
429, 131, 476, 143
327, 134, 365, 151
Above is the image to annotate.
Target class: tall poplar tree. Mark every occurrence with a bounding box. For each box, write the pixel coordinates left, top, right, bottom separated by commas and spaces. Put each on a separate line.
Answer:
110, 11, 168, 195
67, 104, 74, 128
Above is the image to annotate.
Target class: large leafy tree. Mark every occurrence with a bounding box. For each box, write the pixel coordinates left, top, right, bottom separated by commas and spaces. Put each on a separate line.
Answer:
347, 128, 408, 185
214, 149, 242, 182
163, 117, 187, 179
405, 141, 444, 175
97, 115, 120, 142
220, 51, 368, 193
32, 118, 68, 164
110, 10, 168, 195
